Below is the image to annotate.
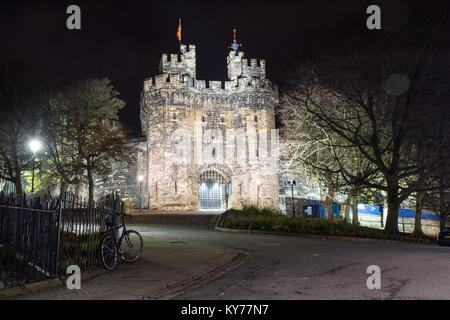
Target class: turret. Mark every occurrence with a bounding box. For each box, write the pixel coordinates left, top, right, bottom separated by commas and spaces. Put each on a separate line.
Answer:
159, 44, 196, 78
226, 30, 266, 81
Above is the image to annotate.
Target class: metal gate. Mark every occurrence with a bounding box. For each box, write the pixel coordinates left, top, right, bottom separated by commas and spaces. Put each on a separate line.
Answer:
199, 180, 223, 209
199, 170, 227, 209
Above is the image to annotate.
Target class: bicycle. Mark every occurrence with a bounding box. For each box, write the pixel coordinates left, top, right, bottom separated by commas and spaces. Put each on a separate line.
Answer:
100, 213, 143, 270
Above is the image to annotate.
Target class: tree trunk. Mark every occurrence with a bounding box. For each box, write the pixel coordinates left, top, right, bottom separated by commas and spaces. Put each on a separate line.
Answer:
13, 176, 22, 195
414, 140, 425, 236
74, 181, 81, 200
413, 191, 425, 235
352, 193, 359, 226
439, 183, 448, 230
87, 166, 94, 206
385, 202, 401, 234
60, 178, 68, 194
344, 194, 351, 223
74, 181, 82, 208
384, 180, 400, 234
440, 214, 447, 230
324, 179, 334, 221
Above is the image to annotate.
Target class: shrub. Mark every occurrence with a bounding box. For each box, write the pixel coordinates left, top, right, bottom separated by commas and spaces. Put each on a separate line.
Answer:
218, 206, 436, 243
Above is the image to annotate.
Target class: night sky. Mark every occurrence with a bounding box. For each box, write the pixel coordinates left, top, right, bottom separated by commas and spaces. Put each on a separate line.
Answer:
1, 0, 448, 135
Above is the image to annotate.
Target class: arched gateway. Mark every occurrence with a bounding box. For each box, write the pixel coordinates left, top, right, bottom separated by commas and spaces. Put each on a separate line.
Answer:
198, 170, 231, 209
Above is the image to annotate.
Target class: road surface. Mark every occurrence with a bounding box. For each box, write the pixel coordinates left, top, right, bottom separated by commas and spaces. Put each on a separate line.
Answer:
127, 213, 450, 300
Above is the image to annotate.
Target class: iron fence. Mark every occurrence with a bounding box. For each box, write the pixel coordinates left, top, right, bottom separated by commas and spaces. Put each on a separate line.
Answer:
0, 192, 59, 289
0, 191, 119, 290
56, 192, 120, 275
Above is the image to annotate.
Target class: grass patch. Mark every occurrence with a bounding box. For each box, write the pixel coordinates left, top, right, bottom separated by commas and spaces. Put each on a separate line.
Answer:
218, 206, 436, 243
58, 231, 102, 272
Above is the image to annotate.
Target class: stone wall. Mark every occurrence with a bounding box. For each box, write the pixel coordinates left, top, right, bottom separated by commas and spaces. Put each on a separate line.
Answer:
94, 138, 148, 208
140, 43, 279, 210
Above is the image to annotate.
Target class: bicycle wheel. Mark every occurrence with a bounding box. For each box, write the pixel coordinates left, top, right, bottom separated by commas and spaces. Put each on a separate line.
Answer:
100, 234, 118, 270
120, 230, 143, 263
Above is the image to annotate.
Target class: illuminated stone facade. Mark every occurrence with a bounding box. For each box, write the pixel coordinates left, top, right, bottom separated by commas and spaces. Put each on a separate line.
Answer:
140, 42, 279, 210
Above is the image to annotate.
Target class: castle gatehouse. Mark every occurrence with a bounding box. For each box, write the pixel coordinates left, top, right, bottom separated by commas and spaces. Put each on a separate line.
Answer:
95, 34, 280, 211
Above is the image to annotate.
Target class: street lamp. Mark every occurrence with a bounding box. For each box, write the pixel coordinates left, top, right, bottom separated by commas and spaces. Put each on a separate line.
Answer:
137, 174, 144, 213
28, 138, 42, 193
284, 179, 296, 217
256, 179, 261, 207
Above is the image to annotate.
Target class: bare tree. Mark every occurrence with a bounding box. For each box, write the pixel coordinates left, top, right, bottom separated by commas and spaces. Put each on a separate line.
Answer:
280, 35, 448, 234
280, 84, 383, 225
0, 63, 42, 195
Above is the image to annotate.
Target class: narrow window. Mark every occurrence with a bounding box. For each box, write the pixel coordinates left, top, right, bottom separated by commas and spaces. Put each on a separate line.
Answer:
254, 115, 258, 122
202, 116, 206, 122
212, 147, 216, 157
173, 113, 177, 120
221, 117, 224, 123
155, 182, 158, 200
175, 181, 177, 195
256, 132, 260, 157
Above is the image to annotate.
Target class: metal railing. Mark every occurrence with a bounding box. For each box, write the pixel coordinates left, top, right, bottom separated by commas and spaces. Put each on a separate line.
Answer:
0, 191, 119, 290
56, 192, 120, 275
0, 193, 59, 289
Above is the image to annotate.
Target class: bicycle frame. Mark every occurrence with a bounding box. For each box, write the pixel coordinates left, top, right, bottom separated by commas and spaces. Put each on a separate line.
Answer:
99, 213, 142, 270
102, 214, 129, 251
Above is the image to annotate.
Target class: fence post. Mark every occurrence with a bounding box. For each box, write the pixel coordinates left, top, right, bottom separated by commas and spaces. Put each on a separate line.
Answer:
54, 190, 64, 277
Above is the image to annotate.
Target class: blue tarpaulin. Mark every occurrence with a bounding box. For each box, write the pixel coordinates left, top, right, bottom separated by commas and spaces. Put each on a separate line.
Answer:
349, 204, 381, 215
303, 204, 340, 218
303, 203, 439, 221
348, 205, 440, 221
398, 208, 440, 221
319, 204, 340, 218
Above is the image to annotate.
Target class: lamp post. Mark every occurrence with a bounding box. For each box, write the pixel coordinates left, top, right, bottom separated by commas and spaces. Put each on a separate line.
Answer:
284, 179, 296, 217
256, 179, 261, 207
137, 174, 144, 213
380, 203, 384, 228
28, 138, 42, 193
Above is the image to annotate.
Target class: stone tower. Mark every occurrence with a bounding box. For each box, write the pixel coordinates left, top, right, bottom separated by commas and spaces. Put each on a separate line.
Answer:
140, 36, 279, 210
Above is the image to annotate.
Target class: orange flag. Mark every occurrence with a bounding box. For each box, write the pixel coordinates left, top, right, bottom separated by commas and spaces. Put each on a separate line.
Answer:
176, 19, 182, 41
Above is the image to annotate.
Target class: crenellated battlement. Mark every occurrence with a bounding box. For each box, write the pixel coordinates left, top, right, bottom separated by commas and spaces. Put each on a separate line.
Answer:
147, 43, 275, 97
227, 51, 266, 81
143, 73, 277, 96
180, 44, 196, 54
158, 44, 267, 85
159, 44, 196, 78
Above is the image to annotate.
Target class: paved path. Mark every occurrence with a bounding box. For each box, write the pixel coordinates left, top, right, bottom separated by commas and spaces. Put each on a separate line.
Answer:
125, 213, 450, 300
11, 212, 450, 299
15, 235, 240, 300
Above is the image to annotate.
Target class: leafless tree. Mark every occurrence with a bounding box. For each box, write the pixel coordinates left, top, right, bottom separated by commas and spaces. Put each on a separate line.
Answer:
280, 35, 448, 234
0, 62, 42, 195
